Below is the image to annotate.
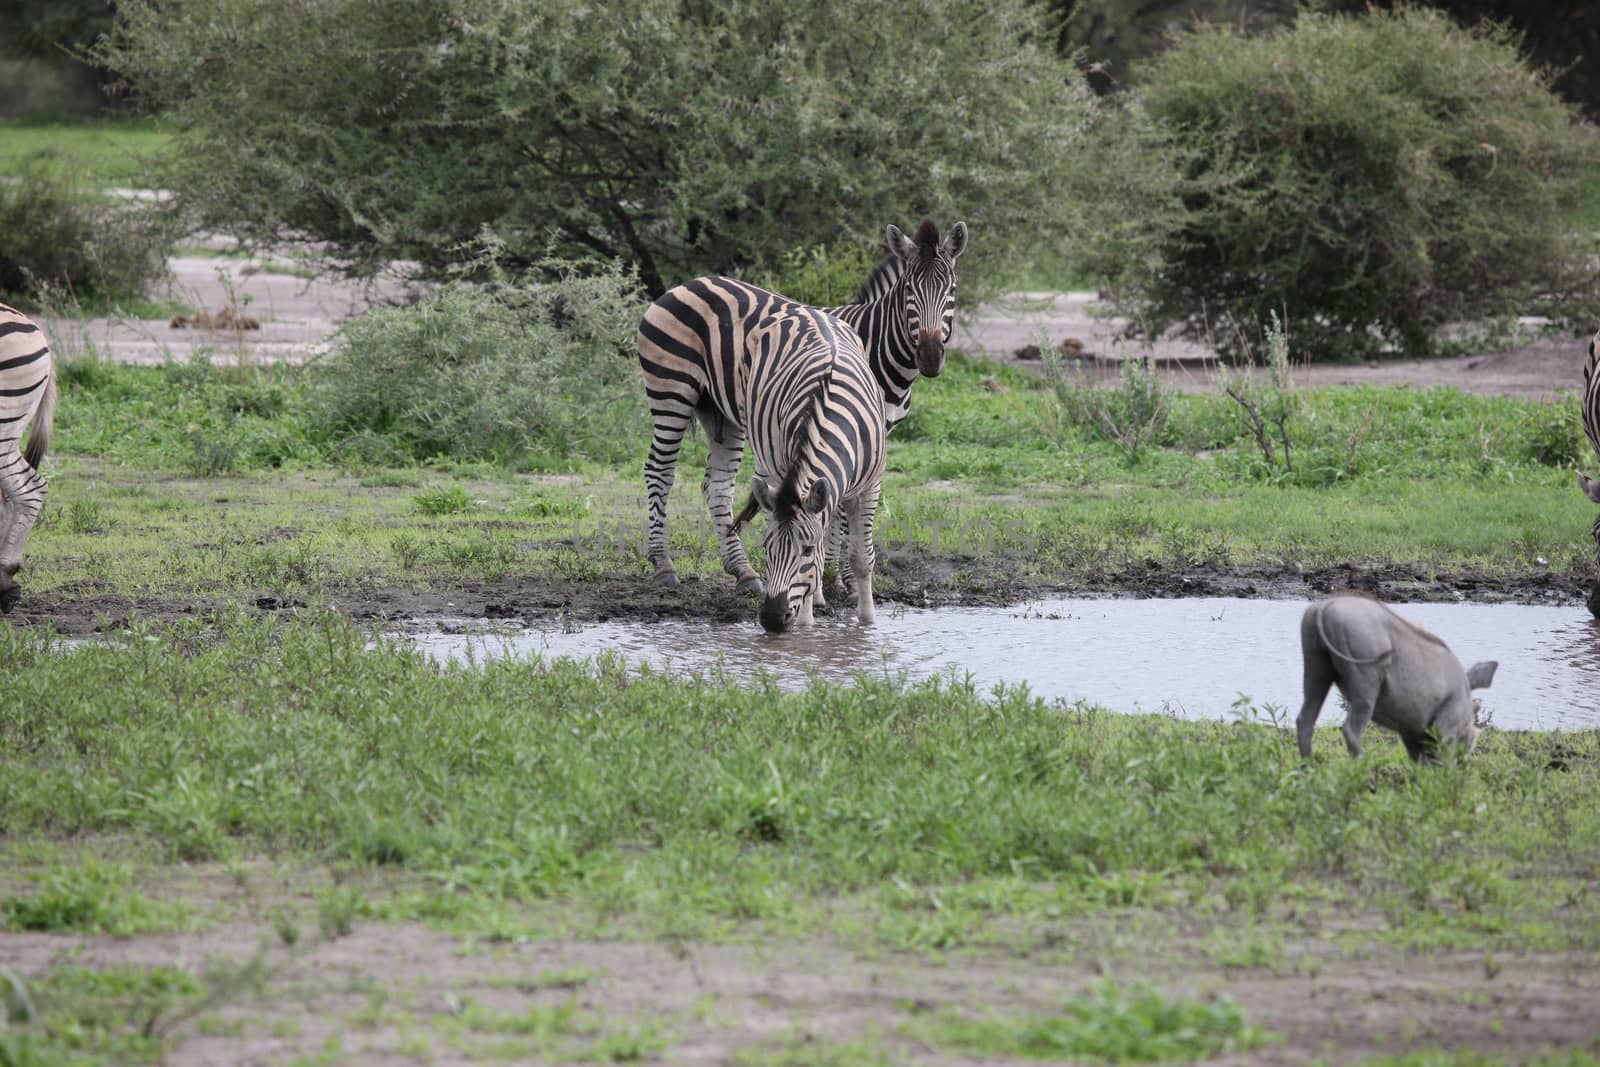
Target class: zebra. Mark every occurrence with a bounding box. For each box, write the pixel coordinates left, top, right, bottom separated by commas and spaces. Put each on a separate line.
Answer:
0, 304, 57, 614
1577, 329, 1600, 616
637, 218, 967, 594
727, 305, 884, 632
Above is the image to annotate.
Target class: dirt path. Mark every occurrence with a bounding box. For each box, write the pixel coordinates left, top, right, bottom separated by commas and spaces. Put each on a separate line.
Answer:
43, 255, 1596, 398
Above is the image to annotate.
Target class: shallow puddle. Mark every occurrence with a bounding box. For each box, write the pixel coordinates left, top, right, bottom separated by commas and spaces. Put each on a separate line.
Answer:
410, 596, 1600, 731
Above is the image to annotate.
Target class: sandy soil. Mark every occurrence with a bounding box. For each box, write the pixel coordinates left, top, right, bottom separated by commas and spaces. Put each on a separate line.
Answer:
3, 862, 1596, 1065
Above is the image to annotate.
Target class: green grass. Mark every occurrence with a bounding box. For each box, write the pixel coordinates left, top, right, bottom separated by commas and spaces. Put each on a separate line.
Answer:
0, 117, 173, 188
20, 349, 1597, 607
911, 983, 1268, 1062
1, 610, 1596, 937
6, 327, 1600, 1065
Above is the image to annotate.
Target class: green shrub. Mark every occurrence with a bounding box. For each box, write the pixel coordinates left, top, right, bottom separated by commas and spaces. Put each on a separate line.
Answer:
310, 258, 647, 466
0, 153, 173, 307
751, 242, 880, 307
1078, 8, 1600, 360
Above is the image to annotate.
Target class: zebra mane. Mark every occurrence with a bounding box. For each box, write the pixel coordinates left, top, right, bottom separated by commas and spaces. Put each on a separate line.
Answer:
913, 218, 942, 256
774, 376, 833, 515
852, 254, 902, 305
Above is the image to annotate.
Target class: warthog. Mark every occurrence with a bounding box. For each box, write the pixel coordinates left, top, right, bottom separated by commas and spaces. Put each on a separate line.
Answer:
1298, 594, 1497, 762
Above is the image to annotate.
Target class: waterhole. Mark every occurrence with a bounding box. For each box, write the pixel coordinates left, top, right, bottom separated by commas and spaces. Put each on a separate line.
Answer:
410, 597, 1600, 731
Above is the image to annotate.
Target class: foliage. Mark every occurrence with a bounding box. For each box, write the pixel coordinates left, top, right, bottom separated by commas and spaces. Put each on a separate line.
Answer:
1037, 346, 1173, 463
749, 242, 881, 307
95, 0, 1093, 298
0, 152, 174, 307
1214, 314, 1301, 473
309, 255, 646, 467
1074, 8, 1600, 360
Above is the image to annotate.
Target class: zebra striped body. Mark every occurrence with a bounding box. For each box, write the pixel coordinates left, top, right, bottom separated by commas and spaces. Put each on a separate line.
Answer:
0, 304, 57, 613
637, 219, 966, 591
736, 305, 884, 631
1577, 331, 1600, 615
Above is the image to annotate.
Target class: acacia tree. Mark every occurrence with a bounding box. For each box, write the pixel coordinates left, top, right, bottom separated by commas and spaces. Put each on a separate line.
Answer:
97, 0, 1093, 296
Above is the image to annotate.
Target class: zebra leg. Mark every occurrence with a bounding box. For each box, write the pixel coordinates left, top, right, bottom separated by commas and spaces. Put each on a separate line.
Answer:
826, 511, 851, 602
697, 412, 763, 596
644, 407, 693, 587
0, 448, 46, 613
846, 487, 879, 625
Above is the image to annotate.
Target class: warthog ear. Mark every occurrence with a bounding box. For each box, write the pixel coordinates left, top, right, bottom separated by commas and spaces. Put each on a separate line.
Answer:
1466, 661, 1498, 690
1579, 472, 1600, 504
943, 221, 968, 260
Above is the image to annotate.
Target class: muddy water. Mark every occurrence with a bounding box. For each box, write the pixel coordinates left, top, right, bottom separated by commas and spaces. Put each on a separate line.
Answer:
411, 597, 1600, 731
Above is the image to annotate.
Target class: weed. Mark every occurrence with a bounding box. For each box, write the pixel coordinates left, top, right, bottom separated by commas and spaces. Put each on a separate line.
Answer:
413, 484, 475, 516
915, 982, 1270, 1062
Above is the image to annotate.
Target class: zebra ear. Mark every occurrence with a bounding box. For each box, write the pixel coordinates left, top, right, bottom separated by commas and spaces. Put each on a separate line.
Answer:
943, 221, 968, 259
886, 224, 913, 260
751, 477, 777, 513
804, 479, 833, 515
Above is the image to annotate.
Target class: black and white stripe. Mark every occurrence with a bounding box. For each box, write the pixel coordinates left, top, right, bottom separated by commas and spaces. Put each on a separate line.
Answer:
1577, 330, 1600, 574
734, 305, 884, 632
0, 304, 57, 613
636, 219, 966, 590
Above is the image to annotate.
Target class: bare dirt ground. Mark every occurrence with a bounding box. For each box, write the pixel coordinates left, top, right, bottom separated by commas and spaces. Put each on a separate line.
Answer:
42, 254, 1595, 399
3, 862, 1597, 1065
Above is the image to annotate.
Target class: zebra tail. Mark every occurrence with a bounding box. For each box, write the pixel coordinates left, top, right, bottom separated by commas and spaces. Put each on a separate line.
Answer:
23, 364, 57, 472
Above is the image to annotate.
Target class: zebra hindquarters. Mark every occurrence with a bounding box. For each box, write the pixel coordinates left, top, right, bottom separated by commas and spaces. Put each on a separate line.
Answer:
0, 341, 56, 613
844, 482, 881, 625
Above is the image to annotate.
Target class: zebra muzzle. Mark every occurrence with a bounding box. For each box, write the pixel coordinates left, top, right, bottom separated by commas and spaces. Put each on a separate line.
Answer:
915, 328, 946, 377
758, 594, 794, 633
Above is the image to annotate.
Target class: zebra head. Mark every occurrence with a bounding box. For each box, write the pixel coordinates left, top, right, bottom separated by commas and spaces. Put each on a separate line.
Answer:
750, 474, 832, 633
886, 219, 968, 379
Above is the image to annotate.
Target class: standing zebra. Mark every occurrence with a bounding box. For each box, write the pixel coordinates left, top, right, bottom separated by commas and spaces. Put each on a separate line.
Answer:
0, 304, 57, 613
1577, 329, 1600, 616
729, 305, 884, 632
638, 219, 966, 593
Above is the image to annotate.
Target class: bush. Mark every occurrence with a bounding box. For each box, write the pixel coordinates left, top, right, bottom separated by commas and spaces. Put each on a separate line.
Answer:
310, 257, 646, 467
1075, 8, 1600, 360
750, 242, 881, 307
0, 153, 173, 307
96, 0, 1093, 298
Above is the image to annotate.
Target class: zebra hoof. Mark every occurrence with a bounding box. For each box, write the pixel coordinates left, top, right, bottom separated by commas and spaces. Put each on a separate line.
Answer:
736, 575, 765, 597
654, 570, 680, 588
0, 582, 18, 615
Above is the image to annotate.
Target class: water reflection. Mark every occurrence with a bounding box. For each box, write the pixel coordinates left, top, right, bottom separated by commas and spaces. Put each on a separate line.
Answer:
410, 598, 1600, 730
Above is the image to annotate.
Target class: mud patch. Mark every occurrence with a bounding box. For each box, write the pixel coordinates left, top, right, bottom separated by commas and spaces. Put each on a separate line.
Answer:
10, 556, 1592, 637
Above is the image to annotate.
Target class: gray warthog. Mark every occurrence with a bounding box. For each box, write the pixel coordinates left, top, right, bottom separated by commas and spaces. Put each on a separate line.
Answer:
1298, 594, 1497, 762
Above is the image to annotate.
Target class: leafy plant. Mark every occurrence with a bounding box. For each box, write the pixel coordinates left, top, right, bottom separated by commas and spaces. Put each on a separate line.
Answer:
0, 152, 175, 307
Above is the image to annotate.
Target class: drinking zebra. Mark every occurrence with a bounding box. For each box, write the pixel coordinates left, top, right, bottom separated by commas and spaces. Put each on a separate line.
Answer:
1577, 330, 1600, 615
0, 304, 57, 613
637, 219, 966, 593
728, 305, 884, 631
